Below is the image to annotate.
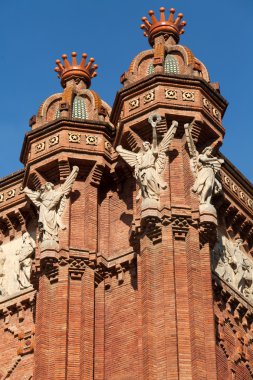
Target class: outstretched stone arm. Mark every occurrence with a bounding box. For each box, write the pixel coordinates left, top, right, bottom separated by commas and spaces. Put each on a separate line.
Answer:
152, 123, 157, 152
148, 114, 162, 152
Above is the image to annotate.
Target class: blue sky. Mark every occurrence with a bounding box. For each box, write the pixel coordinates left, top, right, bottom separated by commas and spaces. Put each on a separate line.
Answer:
1, 0, 252, 182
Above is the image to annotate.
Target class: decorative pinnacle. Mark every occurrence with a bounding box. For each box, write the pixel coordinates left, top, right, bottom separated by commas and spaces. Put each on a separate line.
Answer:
140, 7, 187, 46
54, 52, 98, 88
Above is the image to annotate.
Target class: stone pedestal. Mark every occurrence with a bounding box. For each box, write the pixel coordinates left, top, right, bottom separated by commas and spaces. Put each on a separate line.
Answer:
199, 203, 217, 225
141, 198, 160, 219
40, 240, 59, 253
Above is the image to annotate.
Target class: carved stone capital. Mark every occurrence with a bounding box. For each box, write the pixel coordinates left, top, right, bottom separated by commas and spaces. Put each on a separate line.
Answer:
141, 215, 162, 243
96, 255, 136, 289
40, 254, 89, 281
69, 257, 87, 280
40, 257, 59, 283
199, 222, 217, 247
115, 264, 125, 285
171, 215, 190, 240
90, 163, 105, 187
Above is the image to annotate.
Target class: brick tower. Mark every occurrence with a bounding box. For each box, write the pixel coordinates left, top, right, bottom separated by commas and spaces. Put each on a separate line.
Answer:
0, 6, 253, 380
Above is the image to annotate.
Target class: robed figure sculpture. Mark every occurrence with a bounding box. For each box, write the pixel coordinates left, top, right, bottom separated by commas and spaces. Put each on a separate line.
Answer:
24, 166, 79, 249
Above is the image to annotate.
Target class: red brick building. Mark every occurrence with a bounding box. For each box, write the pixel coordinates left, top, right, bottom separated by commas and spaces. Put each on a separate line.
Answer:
0, 6, 253, 380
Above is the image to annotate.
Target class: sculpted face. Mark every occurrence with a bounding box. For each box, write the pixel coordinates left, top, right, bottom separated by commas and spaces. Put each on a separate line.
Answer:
235, 239, 243, 247
143, 141, 151, 152
45, 182, 54, 191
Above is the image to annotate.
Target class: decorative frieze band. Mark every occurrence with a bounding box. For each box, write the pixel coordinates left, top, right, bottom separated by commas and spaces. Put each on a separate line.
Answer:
32, 132, 104, 154
0, 187, 22, 204
221, 172, 253, 213
128, 89, 198, 111
203, 97, 221, 120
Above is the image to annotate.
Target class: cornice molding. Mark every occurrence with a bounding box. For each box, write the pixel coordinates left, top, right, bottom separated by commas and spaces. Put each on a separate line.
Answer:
20, 118, 115, 164
111, 73, 228, 124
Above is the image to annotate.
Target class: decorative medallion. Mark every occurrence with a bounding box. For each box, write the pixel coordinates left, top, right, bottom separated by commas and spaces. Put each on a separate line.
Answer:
143, 90, 155, 104
239, 191, 245, 201
213, 108, 220, 119
105, 141, 112, 152
203, 97, 211, 110
165, 89, 177, 100
129, 98, 140, 111
182, 91, 195, 101
48, 135, 59, 147
0, 194, 4, 203
248, 199, 253, 209
68, 133, 81, 143
85, 135, 98, 146
224, 176, 230, 185
232, 183, 238, 193
6, 189, 16, 200
35, 142, 45, 153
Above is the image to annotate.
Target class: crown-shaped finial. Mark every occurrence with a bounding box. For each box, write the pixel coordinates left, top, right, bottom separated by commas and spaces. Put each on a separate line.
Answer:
54, 52, 98, 88
141, 7, 186, 46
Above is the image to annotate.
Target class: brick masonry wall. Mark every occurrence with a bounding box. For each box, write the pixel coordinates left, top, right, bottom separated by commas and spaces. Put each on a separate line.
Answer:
0, 291, 35, 379
104, 271, 139, 380
1, 36, 253, 379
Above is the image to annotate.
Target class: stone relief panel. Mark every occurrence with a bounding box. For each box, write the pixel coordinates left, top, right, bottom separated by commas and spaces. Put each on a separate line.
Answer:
212, 234, 253, 304
0, 232, 36, 300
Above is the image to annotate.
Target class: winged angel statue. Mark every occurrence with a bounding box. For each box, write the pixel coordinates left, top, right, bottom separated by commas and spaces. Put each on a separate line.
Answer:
24, 166, 79, 248
116, 115, 178, 203
184, 121, 224, 206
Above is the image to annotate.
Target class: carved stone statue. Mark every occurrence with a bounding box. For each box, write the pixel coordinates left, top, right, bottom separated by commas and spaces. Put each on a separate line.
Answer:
16, 232, 36, 289
192, 146, 224, 205
0, 246, 6, 296
116, 114, 178, 206
184, 122, 224, 207
24, 166, 79, 249
212, 235, 253, 304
